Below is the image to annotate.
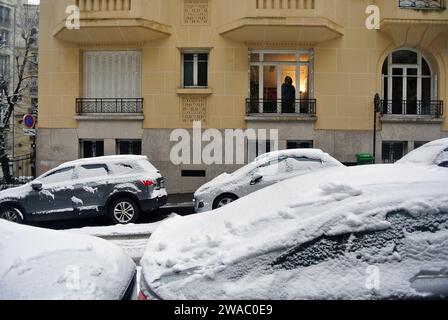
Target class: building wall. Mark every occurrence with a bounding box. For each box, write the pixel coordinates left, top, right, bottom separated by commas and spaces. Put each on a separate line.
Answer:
37, 0, 448, 193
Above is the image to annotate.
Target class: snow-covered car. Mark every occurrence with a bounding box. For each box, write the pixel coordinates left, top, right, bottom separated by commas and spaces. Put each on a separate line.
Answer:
194, 149, 344, 212
139, 139, 448, 300
0, 220, 136, 300
0, 155, 167, 225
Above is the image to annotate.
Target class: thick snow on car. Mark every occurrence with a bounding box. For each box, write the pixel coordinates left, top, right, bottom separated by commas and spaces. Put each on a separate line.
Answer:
140, 139, 448, 300
194, 149, 344, 212
0, 220, 136, 300
0, 155, 167, 225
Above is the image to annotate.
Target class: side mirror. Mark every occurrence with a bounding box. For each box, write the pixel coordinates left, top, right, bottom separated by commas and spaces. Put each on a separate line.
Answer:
438, 161, 448, 168
250, 173, 263, 186
31, 181, 43, 191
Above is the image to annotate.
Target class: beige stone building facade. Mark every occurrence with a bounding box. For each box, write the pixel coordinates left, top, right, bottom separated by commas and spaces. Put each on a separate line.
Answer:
38, 0, 448, 193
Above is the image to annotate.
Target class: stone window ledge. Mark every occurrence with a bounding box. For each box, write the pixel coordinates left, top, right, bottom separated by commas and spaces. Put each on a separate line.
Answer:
75, 114, 144, 121
381, 115, 444, 124
176, 88, 213, 96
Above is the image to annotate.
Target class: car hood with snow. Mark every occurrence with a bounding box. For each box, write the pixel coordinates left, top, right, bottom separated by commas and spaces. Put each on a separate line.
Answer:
0, 221, 136, 300
142, 162, 448, 299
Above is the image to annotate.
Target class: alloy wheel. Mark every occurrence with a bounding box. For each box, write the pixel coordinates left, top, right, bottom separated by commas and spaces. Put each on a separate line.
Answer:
113, 201, 135, 224
0, 208, 21, 223
217, 198, 235, 208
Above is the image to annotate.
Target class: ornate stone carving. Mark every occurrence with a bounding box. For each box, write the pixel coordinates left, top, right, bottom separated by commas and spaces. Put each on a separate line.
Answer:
182, 96, 207, 123
183, 0, 209, 25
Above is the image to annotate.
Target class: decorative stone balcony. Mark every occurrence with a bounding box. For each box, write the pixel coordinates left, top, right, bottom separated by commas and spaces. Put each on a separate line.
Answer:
218, 0, 343, 44
376, 0, 448, 46
53, 0, 172, 44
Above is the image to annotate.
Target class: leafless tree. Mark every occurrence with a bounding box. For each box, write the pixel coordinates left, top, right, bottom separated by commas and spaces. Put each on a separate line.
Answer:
0, 8, 38, 184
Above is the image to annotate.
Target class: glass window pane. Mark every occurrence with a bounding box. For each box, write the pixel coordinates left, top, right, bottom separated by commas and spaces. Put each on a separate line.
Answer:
198, 53, 208, 61
41, 167, 75, 184
264, 54, 297, 62
250, 53, 260, 63
299, 54, 309, 62
183, 54, 194, 61
78, 165, 109, 179
382, 57, 388, 75
392, 50, 418, 64
183, 61, 194, 86
422, 78, 431, 101
422, 58, 431, 76
198, 61, 208, 86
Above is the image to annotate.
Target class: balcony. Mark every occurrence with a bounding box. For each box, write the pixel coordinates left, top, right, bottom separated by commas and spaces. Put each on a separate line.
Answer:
376, 0, 448, 45
53, 0, 172, 44
398, 0, 444, 10
245, 98, 317, 121
218, 0, 343, 44
76, 98, 144, 120
381, 100, 444, 123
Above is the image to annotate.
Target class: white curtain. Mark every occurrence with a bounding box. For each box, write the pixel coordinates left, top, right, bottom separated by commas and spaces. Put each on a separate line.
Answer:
83, 51, 141, 98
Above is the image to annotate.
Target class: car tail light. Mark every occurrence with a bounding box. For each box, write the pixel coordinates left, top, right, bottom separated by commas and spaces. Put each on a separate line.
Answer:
141, 180, 155, 187
138, 291, 148, 301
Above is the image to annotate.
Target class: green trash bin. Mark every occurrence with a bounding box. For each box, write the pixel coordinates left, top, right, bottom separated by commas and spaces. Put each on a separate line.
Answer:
356, 153, 375, 165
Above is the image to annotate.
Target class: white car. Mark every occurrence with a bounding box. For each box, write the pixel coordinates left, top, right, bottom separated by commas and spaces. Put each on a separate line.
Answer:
139, 138, 448, 300
194, 149, 344, 212
0, 221, 136, 300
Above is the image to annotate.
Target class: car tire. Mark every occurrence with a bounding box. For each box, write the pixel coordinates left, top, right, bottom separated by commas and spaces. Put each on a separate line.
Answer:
212, 194, 239, 210
0, 206, 25, 224
109, 198, 141, 225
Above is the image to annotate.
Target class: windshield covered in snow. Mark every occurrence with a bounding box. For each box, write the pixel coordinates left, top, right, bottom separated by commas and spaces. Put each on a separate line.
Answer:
397, 139, 448, 165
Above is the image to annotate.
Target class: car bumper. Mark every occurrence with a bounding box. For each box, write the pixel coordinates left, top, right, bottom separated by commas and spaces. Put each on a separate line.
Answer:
140, 195, 168, 212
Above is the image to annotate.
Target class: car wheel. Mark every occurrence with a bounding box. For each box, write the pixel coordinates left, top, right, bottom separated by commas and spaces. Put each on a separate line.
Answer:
213, 194, 239, 210
109, 198, 140, 225
0, 206, 25, 224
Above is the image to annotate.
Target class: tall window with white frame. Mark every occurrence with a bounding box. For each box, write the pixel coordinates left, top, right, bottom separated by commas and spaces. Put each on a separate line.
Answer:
381, 49, 440, 117
182, 52, 209, 88
248, 50, 315, 115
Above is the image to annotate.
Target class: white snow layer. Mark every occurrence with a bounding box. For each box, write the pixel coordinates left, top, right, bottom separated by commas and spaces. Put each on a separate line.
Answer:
142, 163, 448, 300
0, 221, 135, 300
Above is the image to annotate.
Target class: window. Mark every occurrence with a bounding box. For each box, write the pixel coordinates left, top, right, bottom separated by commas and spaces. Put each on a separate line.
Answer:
80, 140, 104, 158
287, 141, 314, 149
77, 164, 109, 179
182, 52, 208, 87
83, 51, 141, 98
40, 167, 75, 184
0, 6, 11, 28
111, 162, 135, 175
0, 30, 9, 47
414, 141, 429, 149
0, 55, 10, 79
382, 142, 407, 163
182, 170, 206, 177
248, 50, 314, 114
117, 140, 142, 155
271, 210, 448, 270
382, 49, 436, 116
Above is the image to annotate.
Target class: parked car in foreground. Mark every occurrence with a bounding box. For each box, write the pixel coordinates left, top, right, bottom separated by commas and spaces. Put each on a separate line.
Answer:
194, 149, 344, 212
0, 220, 136, 300
140, 139, 448, 300
0, 155, 167, 225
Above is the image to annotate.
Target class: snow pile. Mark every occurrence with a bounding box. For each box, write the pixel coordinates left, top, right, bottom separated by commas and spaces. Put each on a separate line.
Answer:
142, 163, 448, 299
0, 221, 135, 300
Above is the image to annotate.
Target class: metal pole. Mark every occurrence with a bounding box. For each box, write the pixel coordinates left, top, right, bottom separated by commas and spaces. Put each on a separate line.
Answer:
373, 93, 381, 164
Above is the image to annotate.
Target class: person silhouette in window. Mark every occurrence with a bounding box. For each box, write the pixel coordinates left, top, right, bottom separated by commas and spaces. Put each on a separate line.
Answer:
282, 76, 296, 113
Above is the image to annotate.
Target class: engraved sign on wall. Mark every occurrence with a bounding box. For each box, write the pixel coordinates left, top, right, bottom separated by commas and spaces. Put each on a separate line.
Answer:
183, 0, 209, 25
182, 97, 207, 123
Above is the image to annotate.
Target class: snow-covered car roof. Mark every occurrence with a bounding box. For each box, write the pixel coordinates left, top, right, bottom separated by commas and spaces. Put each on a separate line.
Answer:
0, 221, 136, 300
142, 163, 448, 299
57, 155, 149, 169
255, 148, 340, 164
397, 138, 448, 166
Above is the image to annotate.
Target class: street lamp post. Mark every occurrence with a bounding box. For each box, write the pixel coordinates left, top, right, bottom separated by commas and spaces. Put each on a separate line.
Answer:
373, 93, 381, 164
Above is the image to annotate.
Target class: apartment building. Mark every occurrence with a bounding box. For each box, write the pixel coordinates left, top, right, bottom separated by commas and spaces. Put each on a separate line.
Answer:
0, 0, 38, 178
38, 0, 448, 193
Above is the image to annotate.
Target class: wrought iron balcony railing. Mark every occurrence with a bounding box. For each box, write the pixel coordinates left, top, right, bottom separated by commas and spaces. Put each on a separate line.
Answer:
76, 98, 143, 114
381, 100, 444, 117
398, 0, 445, 10
246, 99, 317, 116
